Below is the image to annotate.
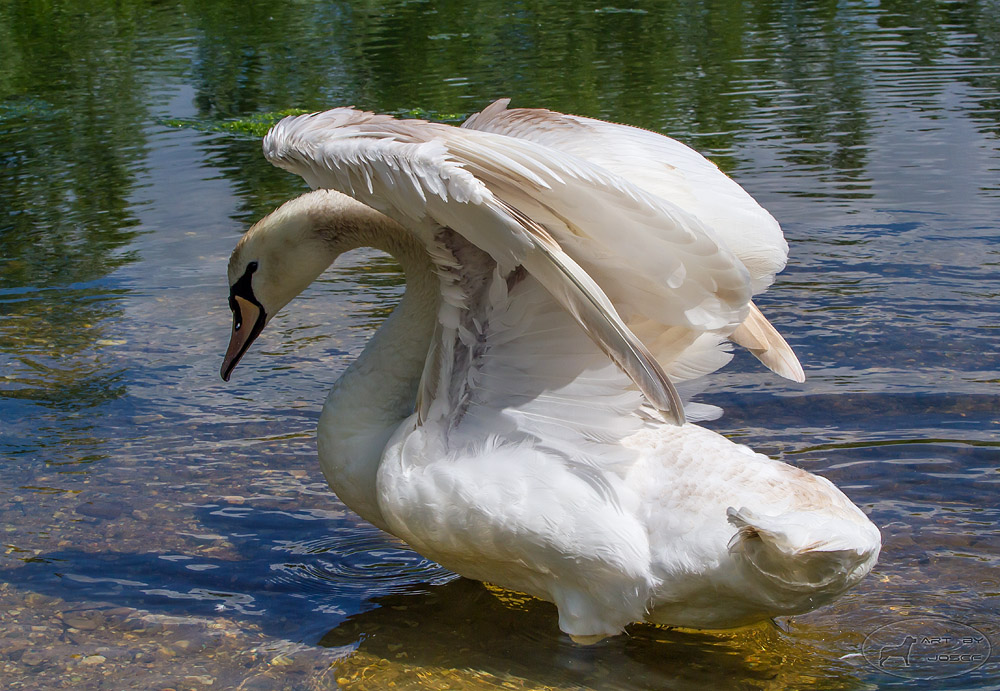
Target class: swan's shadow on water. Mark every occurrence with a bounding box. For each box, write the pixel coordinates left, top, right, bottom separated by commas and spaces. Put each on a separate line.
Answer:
3, 502, 868, 689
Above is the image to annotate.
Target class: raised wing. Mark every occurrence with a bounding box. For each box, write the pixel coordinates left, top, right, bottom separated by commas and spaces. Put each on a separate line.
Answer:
263, 108, 686, 422
462, 99, 804, 382
462, 99, 787, 294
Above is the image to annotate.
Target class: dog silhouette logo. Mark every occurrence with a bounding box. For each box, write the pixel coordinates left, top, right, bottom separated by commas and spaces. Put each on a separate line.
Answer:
863, 618, 991, 680
879, 635, 917, 667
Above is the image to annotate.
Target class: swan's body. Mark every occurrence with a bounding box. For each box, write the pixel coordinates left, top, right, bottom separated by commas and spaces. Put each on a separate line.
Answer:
221, 100, 879, 641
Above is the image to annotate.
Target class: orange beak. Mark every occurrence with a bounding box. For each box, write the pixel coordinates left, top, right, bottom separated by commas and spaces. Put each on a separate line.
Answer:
221, 295, 265, 381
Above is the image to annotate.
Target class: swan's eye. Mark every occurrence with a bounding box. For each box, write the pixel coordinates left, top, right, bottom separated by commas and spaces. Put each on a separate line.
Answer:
230, 263, 259, 299
229, 295, 242, 330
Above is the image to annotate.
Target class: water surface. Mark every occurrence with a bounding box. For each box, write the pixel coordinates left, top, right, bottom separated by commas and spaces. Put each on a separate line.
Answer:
1, 1, 999, 688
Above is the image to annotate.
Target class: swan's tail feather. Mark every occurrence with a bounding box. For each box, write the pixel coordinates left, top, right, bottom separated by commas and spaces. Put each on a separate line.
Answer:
729, 302, 805, 383
726, 506, 880, 605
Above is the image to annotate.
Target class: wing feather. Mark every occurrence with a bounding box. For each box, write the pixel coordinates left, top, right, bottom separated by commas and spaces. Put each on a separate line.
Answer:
463, 99, 787, 294
730, 302, 805, 383
463, 99, 803, 381
492, 198, 684, 423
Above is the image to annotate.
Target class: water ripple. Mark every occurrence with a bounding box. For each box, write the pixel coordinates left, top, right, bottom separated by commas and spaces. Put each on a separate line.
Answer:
270, 533, 454, 597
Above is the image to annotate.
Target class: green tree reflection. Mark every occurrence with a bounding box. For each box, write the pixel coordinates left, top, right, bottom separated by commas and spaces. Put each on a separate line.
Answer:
0, 0, 179, 411
3, 0, 1000, 418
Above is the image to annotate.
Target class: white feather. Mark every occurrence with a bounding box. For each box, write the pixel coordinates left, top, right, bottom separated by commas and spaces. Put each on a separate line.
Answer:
463, 99, 804, 382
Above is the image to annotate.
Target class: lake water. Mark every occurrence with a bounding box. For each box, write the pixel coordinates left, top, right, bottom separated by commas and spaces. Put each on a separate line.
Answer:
2, 1, 999, 688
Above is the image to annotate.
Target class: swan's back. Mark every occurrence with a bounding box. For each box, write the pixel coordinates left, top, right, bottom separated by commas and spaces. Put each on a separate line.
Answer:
624, 424, 879, 628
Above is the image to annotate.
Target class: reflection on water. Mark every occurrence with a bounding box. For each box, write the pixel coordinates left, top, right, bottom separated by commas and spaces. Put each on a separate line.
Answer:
320, 580, 871, 690
2, 0, 1000, 688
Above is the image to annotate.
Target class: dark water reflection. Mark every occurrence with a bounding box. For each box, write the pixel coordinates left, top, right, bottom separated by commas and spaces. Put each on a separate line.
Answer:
2, 0, 999, 688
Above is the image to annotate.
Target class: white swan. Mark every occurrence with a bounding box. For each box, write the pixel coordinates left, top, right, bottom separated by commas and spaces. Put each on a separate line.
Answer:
220, 100, 880, 642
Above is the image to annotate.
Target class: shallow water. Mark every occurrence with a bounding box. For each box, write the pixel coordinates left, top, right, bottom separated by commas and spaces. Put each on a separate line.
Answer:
2, 0, 999, 688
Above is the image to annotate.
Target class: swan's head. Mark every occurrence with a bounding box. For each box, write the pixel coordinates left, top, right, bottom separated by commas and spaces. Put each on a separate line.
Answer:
221, 190, 363, 381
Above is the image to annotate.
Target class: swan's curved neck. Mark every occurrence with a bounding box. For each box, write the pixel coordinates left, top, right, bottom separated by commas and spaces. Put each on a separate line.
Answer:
315, 221, 439, 533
